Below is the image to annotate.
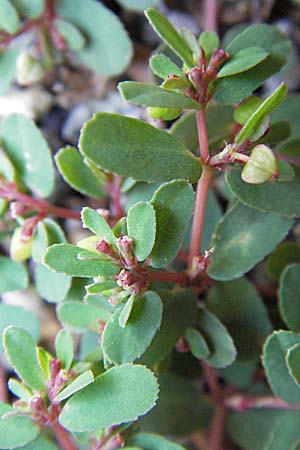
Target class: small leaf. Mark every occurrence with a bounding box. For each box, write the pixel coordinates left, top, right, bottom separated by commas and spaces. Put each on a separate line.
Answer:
54, 370, 94, 402
277, 160, 295, 182
0, 256, 28, 293
81, 207, 116, 246
8, 378, 32, 400
32, 219, 66, 263
180, 27, 201, 60
150, 180, 195, 268
218, 47, 269, 78
3, 327, 45, 391
56, 0, 132, 76
55, 330, 74, 370
0, 0, 20, 33
208, 202, 292, 281
199, 31, 219, 58
267, 242, 300, 281
55, 147, 105, 199
44, 244, 119, 277
197, 309, 237, 368
55, 19, 85, 50
35, 263, 71, 303
11, 0, 45, 19
185, 327, 210, 359
145, 8, 195, 68
102, 291, 163, 364
286, 344, 300, 387
279, 264, 300, 332
0, 412, 39, 449
233, 96, 264, 125
150, 54, 184, 79
119, 294, 135, 328
147, 106, 182, 121
119, 82, 200, 110
262, 330, 300, 404
127, 202, 156, 261
57, 301, 111, 332
235, 83, 288, 145
127, 433, 185, 450
79, 113, 201, 183
59, 364, 159, 432
37, 347, 52, 379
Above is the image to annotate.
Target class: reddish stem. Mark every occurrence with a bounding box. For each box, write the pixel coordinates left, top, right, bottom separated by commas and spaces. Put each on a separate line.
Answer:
51, 422, 78, 450
225, 394, 300, 411
196, 108, 210, 163
204, 0, 218, 33
0, 359, 8, 403
188, 165, 213, 268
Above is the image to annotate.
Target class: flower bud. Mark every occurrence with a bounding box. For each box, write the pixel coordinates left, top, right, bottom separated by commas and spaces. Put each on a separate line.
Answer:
10, 227, 33, 262
147, 106, 182, 121
241, 144, 277, 184
16, 52, 46, 86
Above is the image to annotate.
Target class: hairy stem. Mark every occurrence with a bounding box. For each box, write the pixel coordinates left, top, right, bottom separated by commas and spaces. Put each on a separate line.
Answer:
52, 422, 78, 450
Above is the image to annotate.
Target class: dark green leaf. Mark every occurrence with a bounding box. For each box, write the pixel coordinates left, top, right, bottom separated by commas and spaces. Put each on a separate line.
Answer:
207, 202, 292, 281
3, 327, 45, 391
184, 327, 210, 359
102, 291, 163, 364
286, 344, 300, 387
257, 120, 291, 145
55, 329, 74, 370
233, 96, 264, 125
127, 202, 156, 261
275, 137, 300, 156
150, 180, 195, 268
199, 31, 219, 58
271, 94, 300, 137
226, 166, 300, 218
0, 256, 28, 293
1, 114, 55, 197
218, 47, 269, 78
197, 309, 236, 368
150, 54, 184, 79
267, 243, 300, 281
55, 147, 105, 199
277, 160, 295, 182
262, 330, 300, 404
56, 0, 132, 76
207, 278, 272, 360
44, 244, 119, 277
79, 113, 201, 183
145, 8, 194, 68
119, 82, 199, 109
59, 364, 159, 431
279, 264, 300, 332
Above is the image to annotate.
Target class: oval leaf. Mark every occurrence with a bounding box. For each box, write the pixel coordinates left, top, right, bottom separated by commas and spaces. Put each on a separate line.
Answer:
279, 264, 300, 332
81, 207, 116, 246
127, 202, 156, 261
0, 413, 39, 449
286, 344, 300, 387
0, 256, 28, 293
218, 47, 269, 78
54, 370, 94, 402
55, 329, 74, 370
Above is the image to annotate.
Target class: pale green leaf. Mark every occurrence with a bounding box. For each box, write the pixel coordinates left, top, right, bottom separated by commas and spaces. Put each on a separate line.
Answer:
55, 19, 85, 50
117, 0, 160, 12
0, 412, 39, 449
127, 202, 156, 261
54, 370, 94, 402
81, 207, 116, 245
150, 54, 183, 79
35, 263, 71, 303
0, 256, 28, 293
57, 301, 111, 332
0, 49, 19, 95
0, 0, 20, 33
11, 0, 45, 19
55, 329, 74, 370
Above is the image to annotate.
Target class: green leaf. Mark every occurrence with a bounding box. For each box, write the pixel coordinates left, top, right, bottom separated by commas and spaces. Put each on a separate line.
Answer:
0, 304, 39, 352
3, 327, 45, 391
140, 289, 198, 366
0, 412, 39, 449
54, 370, 94, 402
145, 8, 194, 68
218, 47, 269, 78
140, 373, 212, 436
127, 202, 156, 261
235, 83, 288, 144
79, 113, 201, 183
117, 0, 160, 12
267, 243, 300, 281
262, 330, 300, 404
56, 0, 132, 76
279, 264, 300, 332
119, 294, 135, 328
55, 19, 85, 50
11, 0, 44, 19
57, 301, 111, 332
233, 96, 264, 125
271, 94, 300, 137
180, 27, 201, 60
227, 409, 285, 450
32, 219, 66, 263
16, 435, 58, 450
208, 202, 292, 281
199, 31, 219, 58
102, 291, 163, 364
8, 379, 32, 401
35, 264, 71, 303
0, 114, 55, 197
265, 411, 300, 450
184, 327, 210, 359
81, 207, 116, 246
44, 244, 119, 277
0, 49, 19, 95
226, 166, 300, 218
118, 82, 200, 110
0, 0, 20, 33
37, 347, 52, 379
0, 256, 28, 293
275, 137, 300, 156
207, 278, 272, 360
215, 24, 290, 104
197, 309, 236, 368
277, 160, 295, 182
286, 344, 300, 387
55, 330, 74, 370
150, 54, 184, 79
55, 147, 105, 199
149, 180, 195, 268
59, 364, 159, 431
127, 433, 185, 450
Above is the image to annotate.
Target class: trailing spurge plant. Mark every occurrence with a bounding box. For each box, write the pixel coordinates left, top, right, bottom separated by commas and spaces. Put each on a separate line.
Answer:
1, 6, 300, 450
